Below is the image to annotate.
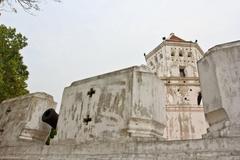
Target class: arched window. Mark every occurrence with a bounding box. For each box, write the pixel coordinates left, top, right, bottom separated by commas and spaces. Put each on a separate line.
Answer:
179, 66, 186, 77
171, 51, 175, 56
188, 52, 192, 57
179, 50, 183, 57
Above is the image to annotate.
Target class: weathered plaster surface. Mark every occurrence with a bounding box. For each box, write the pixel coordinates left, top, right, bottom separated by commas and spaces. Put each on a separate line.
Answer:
1, 40, 240, 160
145, 34, 208, 140
1, 137, 240, 159
54, 66, 166, 144
198, 40, 240, 138
0, 92, 56, 146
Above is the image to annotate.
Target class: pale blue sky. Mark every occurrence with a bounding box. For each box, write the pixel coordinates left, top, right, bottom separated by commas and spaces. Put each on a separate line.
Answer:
1, 0, 240, 109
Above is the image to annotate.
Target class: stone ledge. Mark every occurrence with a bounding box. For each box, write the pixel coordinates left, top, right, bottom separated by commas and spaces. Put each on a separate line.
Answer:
1, 92, 55, 104
1, 137, 240, 160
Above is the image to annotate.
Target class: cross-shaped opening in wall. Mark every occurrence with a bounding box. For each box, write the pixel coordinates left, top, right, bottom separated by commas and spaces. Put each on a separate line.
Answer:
87, 88, 95, 98
83, 115, 92, 125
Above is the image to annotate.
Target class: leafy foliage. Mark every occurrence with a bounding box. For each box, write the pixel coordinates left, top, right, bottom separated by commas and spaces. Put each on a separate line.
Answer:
0, 24, 29, 103
45, 128, 57, 145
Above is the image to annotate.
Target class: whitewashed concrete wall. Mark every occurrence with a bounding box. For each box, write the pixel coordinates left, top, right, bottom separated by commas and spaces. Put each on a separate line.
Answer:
145, 39, 208, 140
1, 137, 240, 160
0, 92, 56, 146
198, 40, 240, 138
1, 40, 240, 159
165, 108, 208, 140
146, 43, 202, 77
54, 66, 166, 144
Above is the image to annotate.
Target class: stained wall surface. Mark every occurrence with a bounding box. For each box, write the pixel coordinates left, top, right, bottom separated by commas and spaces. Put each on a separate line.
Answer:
145, 34, 208, 140
1, 40, 240, 160
198, 40, 240, 138
0, 92, 56, 146
1, 137, 240, 160
54, 66, 166, 144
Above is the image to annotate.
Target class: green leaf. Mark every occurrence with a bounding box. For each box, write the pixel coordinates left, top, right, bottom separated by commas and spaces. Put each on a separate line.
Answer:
0, 24, 29, 103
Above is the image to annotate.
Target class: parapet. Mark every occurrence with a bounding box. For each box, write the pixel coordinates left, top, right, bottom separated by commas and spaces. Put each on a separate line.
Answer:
198, 40, 240, 138
0, 92, 57, 146
54, 66, 166, 144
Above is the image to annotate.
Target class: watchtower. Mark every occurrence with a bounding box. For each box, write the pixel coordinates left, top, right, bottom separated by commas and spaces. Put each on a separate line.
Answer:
145, 33, 208, 140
